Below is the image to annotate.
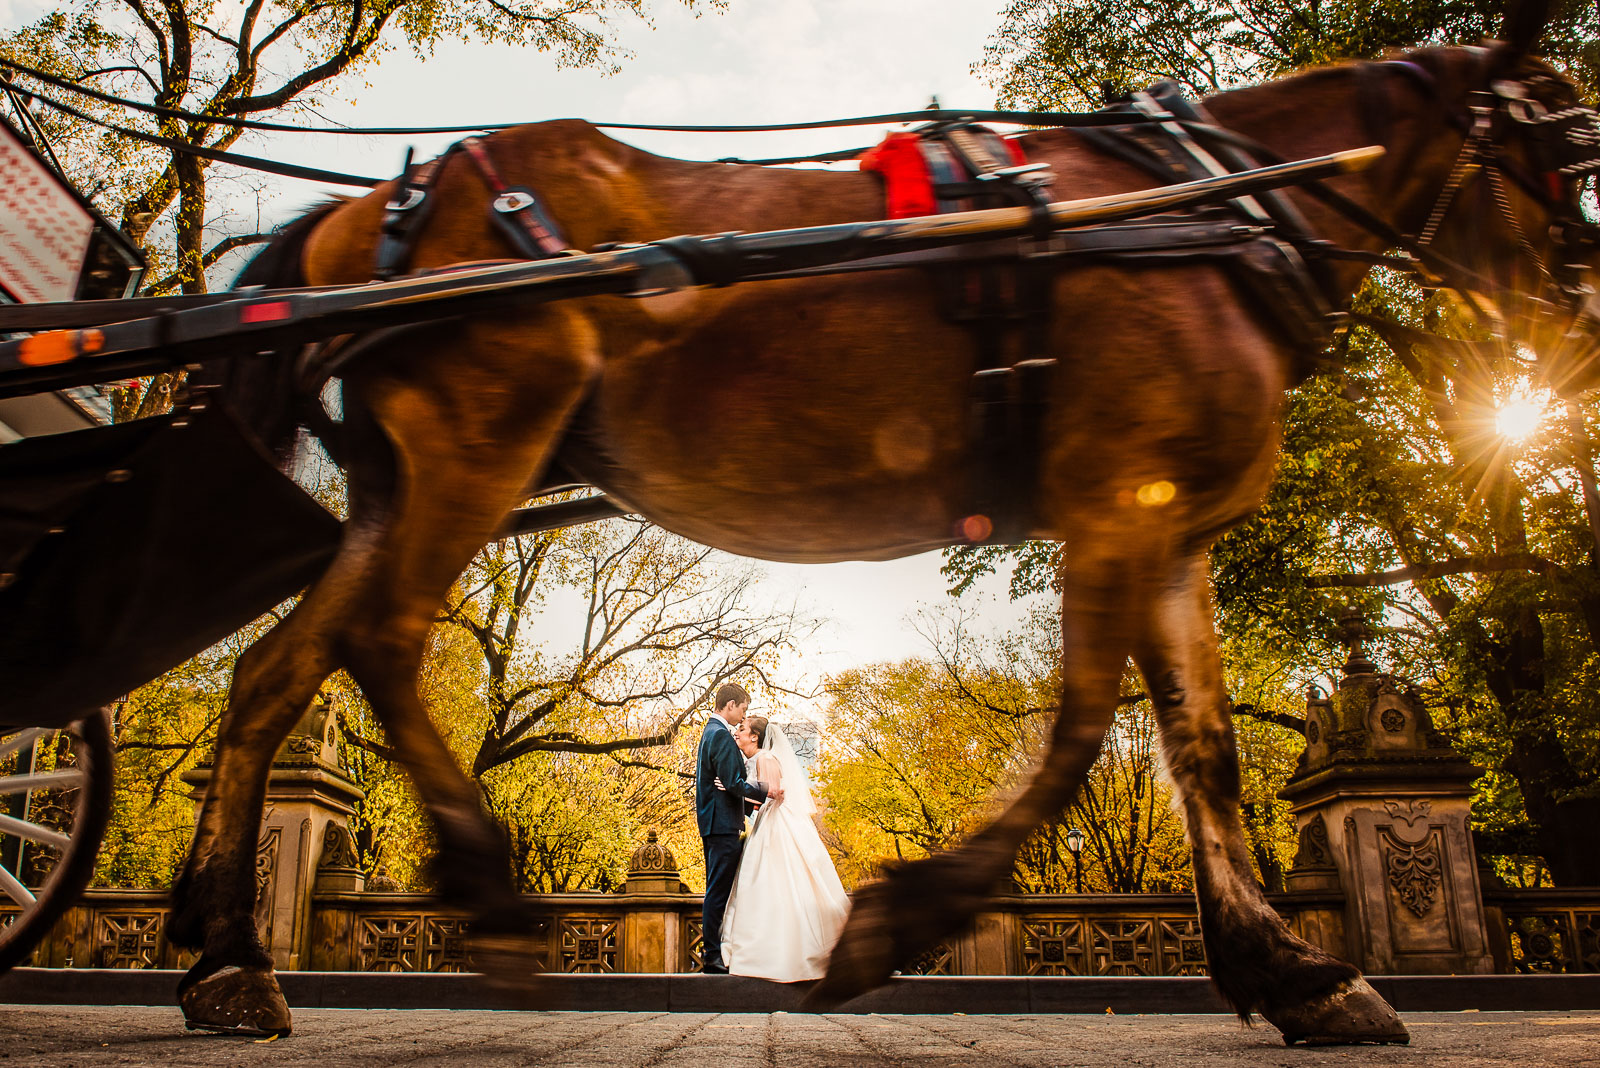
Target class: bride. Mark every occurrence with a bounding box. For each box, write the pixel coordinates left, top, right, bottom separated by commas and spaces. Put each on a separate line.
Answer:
719, 716, 849, 983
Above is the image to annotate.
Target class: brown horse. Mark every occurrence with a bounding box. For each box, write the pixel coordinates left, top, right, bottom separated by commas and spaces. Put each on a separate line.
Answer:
165, 35, 1598, 1042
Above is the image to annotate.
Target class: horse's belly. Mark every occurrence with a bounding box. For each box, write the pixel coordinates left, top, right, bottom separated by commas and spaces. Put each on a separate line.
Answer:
571, 399, 969, 564
573, 287, 974, 562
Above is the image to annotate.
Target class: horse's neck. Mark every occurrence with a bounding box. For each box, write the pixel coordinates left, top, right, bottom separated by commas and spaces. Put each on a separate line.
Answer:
1202, 63, 1458, 260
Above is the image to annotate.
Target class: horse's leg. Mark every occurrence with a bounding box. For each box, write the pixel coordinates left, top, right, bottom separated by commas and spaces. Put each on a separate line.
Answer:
811, 529, 1149, 1005
325, 321, 599, 980
1132, 554, 1406, 1045
168, 311, 593, 1028
330, 447, 561, 981
165, 534, 371, 1034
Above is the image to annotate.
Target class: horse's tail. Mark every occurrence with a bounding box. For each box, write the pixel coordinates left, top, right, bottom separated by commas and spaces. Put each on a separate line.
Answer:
217, 199, 348, 458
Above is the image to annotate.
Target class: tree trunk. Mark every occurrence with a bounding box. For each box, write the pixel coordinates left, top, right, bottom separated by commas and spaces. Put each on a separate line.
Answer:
1474, 467, 1600, 885
129, 153, 205, 420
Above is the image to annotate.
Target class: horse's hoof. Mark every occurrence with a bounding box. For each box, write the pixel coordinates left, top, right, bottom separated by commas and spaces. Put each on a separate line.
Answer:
179, 965, 292, 1037
471, 931, 541, 992
1270, 976, 1408, 1046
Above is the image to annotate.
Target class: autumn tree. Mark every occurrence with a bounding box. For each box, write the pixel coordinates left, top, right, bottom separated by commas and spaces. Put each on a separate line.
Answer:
442, 515, 801, 777
1, 0, 725, 418
817, 606, 1303, 894
1211, 293, 1600, 886
977, 0, 1599, 108
820, 655, 1033, 887
76, 612, 283, 888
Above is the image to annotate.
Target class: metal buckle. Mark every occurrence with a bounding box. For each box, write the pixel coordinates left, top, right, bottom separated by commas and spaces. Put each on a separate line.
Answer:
385, 188, 426, 212
494, 191, 536, 214
976, 162, 1053, 181
1506, 96, 1550, 125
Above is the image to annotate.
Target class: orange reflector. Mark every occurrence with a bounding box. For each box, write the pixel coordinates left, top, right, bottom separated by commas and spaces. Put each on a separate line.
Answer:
18, 328, 103, 367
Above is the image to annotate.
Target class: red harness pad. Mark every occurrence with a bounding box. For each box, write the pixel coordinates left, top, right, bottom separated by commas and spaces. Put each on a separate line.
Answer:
859, 132, 937, 218
859, 129, 1027, 219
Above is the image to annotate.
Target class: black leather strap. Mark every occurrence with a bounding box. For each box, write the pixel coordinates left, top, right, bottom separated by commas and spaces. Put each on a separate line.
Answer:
375, 146, 459, 280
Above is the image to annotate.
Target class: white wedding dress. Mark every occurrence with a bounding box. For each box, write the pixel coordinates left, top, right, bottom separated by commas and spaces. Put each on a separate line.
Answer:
720, 724, 850, 982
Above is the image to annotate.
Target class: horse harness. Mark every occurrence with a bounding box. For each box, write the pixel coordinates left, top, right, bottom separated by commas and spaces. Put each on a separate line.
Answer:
376, 136, 572, 278
1397, 62, 1599, 321
348, 64, 1600, 546
867, 97, 1352, 544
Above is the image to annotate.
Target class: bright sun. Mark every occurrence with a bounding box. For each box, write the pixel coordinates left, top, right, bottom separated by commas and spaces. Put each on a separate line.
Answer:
1495, 384, 1553, 441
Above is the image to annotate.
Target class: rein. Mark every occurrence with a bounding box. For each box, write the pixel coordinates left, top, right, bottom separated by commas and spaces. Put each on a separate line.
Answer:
1116, 56, 1600, 391
0, 57, 1164, 137
1, 56, 1195, 180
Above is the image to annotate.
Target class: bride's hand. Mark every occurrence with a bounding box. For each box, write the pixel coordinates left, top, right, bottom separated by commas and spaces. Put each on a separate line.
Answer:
713, 777, 726, 791
769, 784, 785, 805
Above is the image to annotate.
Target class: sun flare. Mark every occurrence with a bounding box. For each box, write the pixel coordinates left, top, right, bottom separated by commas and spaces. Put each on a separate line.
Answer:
1495, 383, 1554, 442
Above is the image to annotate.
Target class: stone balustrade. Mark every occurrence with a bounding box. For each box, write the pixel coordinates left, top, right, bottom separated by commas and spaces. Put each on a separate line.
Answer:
8, 882, 1596, 976
1482, 888, 1600, 974
6, 631, 1599, 981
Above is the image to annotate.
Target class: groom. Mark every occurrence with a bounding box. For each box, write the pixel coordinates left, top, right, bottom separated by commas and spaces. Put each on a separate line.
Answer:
696, 682, 782, 973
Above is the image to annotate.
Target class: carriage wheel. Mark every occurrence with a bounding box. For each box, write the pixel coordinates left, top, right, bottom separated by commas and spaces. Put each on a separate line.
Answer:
0, 711, 114, 973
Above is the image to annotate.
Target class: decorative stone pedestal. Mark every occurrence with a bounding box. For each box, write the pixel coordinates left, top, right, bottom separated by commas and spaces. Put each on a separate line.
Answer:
620, 831, 694, 973
183, 694, 364, 970
1279, 611, 1494, 975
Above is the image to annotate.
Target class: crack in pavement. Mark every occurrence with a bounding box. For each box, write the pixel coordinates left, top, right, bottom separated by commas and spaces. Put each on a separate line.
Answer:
889, 1013, 1044, 1066
828, 1013, 924, 1068
634, 1011, 723, 1068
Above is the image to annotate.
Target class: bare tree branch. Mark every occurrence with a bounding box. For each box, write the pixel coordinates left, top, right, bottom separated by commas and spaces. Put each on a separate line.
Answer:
339, 718, 398, 763
1230, 702, 1306, 734
141, 231, 270, 294
607, 754, 692, 780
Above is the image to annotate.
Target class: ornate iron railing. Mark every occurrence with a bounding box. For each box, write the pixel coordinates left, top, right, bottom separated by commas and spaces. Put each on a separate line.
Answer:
2, 890, 191, 969
1482, 889, 1600, 974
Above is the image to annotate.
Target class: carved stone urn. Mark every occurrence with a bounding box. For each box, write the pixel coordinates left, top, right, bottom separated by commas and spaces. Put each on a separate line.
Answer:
620, 829, 694, 972
1279, 608, 1494, 975
624, 830, 686, 895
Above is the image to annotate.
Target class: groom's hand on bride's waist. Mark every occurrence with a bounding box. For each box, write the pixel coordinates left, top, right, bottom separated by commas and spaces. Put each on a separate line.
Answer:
712, 775, 781, 804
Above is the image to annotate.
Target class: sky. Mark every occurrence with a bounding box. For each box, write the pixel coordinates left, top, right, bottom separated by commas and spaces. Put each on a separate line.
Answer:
220, 0, 1009, 186
3, 0, 1050, 712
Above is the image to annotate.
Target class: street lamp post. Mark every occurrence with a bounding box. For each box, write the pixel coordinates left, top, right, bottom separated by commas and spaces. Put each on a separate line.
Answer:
1066, 826, 1084, 894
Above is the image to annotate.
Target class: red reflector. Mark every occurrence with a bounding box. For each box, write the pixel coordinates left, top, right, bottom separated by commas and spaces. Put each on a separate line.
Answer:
240, 301, 291, 324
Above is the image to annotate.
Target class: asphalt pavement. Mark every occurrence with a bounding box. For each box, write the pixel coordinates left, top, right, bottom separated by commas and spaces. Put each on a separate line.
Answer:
1, 1007, 1598, 1067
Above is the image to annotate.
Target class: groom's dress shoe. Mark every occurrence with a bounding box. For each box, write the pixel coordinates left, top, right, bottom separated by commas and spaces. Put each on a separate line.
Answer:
701, 964, 729, 974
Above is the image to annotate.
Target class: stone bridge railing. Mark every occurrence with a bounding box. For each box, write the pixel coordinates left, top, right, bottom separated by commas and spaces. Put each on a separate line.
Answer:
12, 882, 1598, 977
8, 636, 1600, 979
1482, 889, 1600, 975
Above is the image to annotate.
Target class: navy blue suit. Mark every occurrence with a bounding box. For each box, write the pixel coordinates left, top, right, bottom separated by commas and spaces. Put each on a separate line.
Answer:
696, 716, 767, 971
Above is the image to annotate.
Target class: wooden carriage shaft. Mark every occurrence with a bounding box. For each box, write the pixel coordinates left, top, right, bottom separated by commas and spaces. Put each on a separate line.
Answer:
0, 147, 1381, 396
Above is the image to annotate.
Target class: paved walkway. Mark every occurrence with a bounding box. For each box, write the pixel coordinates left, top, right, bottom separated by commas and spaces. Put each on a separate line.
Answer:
2, 1008, 1598, 1067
